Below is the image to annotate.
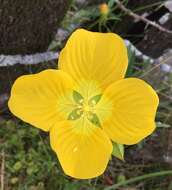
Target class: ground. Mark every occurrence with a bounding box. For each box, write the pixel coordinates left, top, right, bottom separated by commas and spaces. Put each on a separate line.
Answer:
0, 0, 71, 54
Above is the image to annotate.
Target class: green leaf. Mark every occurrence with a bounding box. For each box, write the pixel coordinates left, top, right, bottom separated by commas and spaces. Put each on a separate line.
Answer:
108, 16, 121, 21
88, 94, 102, 106
125, 46, 136, 77
112, 142, 124, 160
73, 91, 84, 104
108, 0, 116, 8
13, 161, 22, 171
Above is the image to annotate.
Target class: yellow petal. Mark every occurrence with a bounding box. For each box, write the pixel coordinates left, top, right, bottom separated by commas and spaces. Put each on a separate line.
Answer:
59, 29, 128, 90
8, 70, 75, 132
50, 119, 112, 179
98, 78, 159, 145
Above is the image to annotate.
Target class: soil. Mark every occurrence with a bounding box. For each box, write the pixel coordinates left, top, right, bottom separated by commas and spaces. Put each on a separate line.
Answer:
137, 17, 172, 58
0, 0, 71, 55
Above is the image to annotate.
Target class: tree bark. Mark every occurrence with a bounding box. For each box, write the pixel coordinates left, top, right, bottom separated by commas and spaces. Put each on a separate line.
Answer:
0, 0, 71, 55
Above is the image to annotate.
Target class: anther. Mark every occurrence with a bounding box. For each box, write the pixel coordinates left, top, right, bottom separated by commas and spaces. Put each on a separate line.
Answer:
76, 110, 82, 115
79, 99, 84, 104
91, 100, 96, 105
77, 105, 82, 109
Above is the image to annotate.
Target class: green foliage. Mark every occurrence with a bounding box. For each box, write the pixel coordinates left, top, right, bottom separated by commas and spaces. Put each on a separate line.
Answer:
0, 120, 59, 189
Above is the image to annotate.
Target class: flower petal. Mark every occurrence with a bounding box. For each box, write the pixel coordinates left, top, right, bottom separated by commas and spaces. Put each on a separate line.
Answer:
98, 78, 159, 145
59, 29, 128, 89
8, 70, 75, 132
50, 119, 112, 179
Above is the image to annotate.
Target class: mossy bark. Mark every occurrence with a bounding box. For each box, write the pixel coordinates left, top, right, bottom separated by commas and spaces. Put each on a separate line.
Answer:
0, 0, 71, 55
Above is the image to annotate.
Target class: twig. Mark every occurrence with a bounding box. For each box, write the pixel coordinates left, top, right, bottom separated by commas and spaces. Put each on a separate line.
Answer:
115, 0, 172, 34
141, 54, 172, 77
0, 150, 5, 190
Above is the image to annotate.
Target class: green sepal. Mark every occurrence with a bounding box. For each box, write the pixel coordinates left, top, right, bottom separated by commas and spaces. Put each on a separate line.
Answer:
112, 142, 124, 161
88, 113, 101, 127
88, 94, 102, 106
73, 91, 84, 104
68, 109, 83, 120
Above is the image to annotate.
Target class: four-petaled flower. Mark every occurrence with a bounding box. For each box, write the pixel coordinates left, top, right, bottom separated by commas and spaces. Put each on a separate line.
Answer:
8, 29, 159, 179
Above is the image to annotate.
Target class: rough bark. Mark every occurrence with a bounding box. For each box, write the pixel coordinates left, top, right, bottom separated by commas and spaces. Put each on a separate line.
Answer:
0, 0, 71, 54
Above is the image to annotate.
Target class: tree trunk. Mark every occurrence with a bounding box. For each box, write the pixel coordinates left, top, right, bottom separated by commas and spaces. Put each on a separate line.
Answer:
0, 0, 71, 55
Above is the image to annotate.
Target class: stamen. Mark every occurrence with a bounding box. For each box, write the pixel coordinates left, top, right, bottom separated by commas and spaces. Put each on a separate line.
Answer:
68, 90, 103, 127
79, 99, 84, 104
77, 105, 82, 109
91, 100, 96, 105
76, 109, 82, 115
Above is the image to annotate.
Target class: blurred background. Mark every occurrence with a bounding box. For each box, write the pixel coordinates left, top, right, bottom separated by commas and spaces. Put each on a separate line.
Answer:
0, 0, 172, 189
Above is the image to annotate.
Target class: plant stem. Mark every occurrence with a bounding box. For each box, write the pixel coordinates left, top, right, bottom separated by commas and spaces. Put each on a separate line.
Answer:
104, 170, 172, 190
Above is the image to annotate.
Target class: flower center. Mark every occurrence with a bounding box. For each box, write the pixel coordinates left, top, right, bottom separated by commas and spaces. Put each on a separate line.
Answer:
67, 90, 102, 127
83, 104, 90, 113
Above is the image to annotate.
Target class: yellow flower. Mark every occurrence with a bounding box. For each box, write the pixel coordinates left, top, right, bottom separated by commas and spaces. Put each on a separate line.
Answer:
8, 29, 159, 179
99, 3, 109, 16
